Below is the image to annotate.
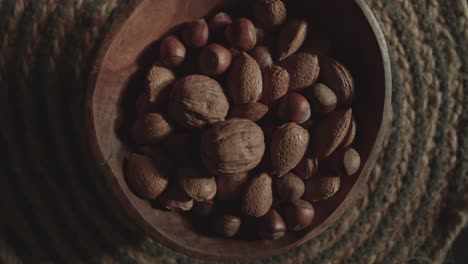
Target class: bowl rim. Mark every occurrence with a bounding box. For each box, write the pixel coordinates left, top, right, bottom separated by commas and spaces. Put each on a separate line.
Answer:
85, 0, 392, 261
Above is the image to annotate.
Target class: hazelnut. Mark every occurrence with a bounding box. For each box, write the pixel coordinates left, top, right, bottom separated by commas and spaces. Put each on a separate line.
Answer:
277, 92, 311, 124
208, 12, 232, 37
131, 113, 173, 145
201, 119, 265, 174
225, 18, 257, 51
277, 19, 308, 60
169, 75, 229, 129
257, 208, 286, 240
178, 166, 217, 201
304, 171, 340, 202
215, 214, 241, 237
294, 156, 319, 180
216, 172, 249, 201
248, 46, 273, 69
160, 35, 186, 68
199, 43, 232, 76
283, 199, 315, 231
192, 200, 215, 217
181, 19, 209, 48
229, 102, 269, 122
275, 172, 305, 202
260, 65, 290, 106
306, 83, 338, 115
159, 184, 194, 211
254, 0, 287, 30
242, 173, 273, 217
125, 154, 168, 199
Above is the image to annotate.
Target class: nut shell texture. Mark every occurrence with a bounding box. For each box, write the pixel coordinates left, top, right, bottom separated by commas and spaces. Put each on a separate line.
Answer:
201, 119, 265, 174
321, 57, 354, 107
125, 154, 168, 199
277, 19, 308, 60
242, 173, 273, 217
178, 166, 217, 201
169, 75, 229, 129
254, 0, 287, 30
227, 52, 263, 104
146, 64, 176, 105
260, 65, 290, 106
314, 108, 352, 158
280, 52, 320, 91
271, 123, 310, 176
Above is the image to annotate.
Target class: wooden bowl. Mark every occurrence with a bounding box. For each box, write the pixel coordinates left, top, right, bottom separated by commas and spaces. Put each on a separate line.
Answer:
87, 0, 391, 261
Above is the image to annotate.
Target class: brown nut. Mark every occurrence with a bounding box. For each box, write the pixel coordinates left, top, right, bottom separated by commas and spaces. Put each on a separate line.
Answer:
275, 172, 305, 202
169, 75, 229, 129
260, 65, 290, 106
320, 57, 354, 107
215, 214, 241, 237
304, 171, 340, 202
208, 12, 232, 36
216, 172, 250, 201
182, 19, 209, 48
313, 108, 352, 158
163, 132, 197, 162
160, 35, 186, 68
131, 113, 173, 145
326, 148, 361, 176
225, 18, 257, 51
277, 19, 308, 60
229, 102, 269, 122
201, 119, 265, 174
192, 200, 215, 217
279, 52, 320, 91
271, 123, 310, 177
254, 0, 287, 30
135, 93, 157, 116
199, 43, 232, 76
341, 117, 356, 148
294, 156, 319, 180
277, 92, 311, 124
283, 199, 315, 231
159, 184, 194, 211
248, 46, 273, 69
145, 63, 176, 106
178, 166, 217, 201
242, 172, 273, 217
257, 208, 286, 240
227, 52, 262, 104
125, 153, 169, 199
306, 83, 337, 115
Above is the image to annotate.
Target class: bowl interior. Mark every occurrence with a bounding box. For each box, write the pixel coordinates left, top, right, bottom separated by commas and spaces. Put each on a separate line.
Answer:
88, 0, 390, 260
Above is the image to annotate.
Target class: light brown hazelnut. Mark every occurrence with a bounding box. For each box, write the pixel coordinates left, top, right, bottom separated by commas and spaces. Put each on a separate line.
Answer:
182, 19, 209, 48
277, 92, 311, 124
225, 18, 257, 51
208, 12, 232, 37
248, 46, 273, 69
283, 199, 315, 231
199, 43, 232, 76
257, 208, 286, 240
160, 35, 186, 68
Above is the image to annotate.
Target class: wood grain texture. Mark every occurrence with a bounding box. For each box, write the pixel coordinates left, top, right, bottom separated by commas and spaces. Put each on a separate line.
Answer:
86, 0, 391, 260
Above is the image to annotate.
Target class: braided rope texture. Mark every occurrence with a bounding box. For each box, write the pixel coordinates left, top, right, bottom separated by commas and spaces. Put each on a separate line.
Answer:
0, 0, 467, 263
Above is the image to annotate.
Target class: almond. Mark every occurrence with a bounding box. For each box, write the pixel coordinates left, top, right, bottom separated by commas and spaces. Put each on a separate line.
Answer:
145, 64, 176, 105
131, 113, 173, 145
254, 0, 287, 30
178, 166, 217, 201
229, 102, 268, 122
320, 57, 354, 107
279, 52, 320, 91
242, 172, 273, 217
313, 108, 352, 158
277, 19, 308, 60
271, 122, 310, 176
227, 52, 263, 104
260, 65, 290, 106
304, 171, 340, 202
216, 172, 250, 201
125, 153, 169, 199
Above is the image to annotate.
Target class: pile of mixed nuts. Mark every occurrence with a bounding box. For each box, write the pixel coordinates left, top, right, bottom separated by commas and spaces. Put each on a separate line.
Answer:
124, 0, 361, 240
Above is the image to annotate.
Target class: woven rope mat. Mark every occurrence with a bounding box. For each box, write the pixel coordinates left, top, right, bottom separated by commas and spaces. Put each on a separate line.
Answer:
0, 0, 467, 263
